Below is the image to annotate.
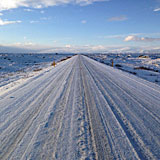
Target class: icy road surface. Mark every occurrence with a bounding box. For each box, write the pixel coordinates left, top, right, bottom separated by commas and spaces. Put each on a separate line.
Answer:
0, 55, 160, 160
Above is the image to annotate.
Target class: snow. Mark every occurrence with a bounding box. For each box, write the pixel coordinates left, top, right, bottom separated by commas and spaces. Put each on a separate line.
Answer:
87, 53, 160, 85
0, 55, 160, 159
0, 53, 73, 96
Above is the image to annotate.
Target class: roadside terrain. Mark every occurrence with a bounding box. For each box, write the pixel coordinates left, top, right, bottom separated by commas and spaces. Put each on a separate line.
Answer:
0, 53, 72, 88
87, 53, 160, 85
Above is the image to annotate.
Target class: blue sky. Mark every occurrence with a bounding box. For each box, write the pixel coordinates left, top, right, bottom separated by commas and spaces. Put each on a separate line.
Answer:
0, 0, 160, 53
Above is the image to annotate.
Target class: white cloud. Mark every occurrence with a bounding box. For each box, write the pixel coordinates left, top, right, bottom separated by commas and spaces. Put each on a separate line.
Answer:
76, 0, 109, 6
65, 44, 71, 48
81, 20, 87, 24
124, 35, 140, 42
40, 17, 51, 20
24, 42, 34, 46
13, 42, 34, 46
34, 5, 43, 9
30, 20, 39, 23
100, 33, 160, 39
100, 33, 142, 39
108, 15, 128, 22
124, 35, 160, 42
154, 8, 160, 12
0, 18, 21, 25
0, 13, 3, 16
0, 0, 27, 11
0, 0, 110, 11
24, 8, 33, 12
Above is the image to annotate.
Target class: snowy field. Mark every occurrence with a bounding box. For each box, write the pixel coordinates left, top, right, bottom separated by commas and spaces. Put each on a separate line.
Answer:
0, 55, 160, 160
0, 53, 73, 95
86, 53, 160, 85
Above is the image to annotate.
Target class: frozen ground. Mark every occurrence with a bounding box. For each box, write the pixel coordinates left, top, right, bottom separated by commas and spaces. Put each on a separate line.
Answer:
0, 55, 160, 160
87, 53, 160, 85
0, 53, 73, 95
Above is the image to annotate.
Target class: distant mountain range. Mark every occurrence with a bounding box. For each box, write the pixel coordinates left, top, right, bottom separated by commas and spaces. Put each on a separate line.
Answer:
0, 44, 160, 54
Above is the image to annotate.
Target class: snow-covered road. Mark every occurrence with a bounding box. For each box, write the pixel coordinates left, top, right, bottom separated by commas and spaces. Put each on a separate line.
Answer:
0, 55, 160, 160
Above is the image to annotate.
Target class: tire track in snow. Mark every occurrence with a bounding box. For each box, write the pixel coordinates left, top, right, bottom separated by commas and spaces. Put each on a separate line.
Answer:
84, 56, 160, 135
51, 57, 95, 160
0, 57, 76, 159
0, 58, 73, 128
84, 58, 160, 126
85, 56, 160, 115
13, 59, 76, 160
81, 56, 140, 159
83, 64, 153, 159
81, 55, 160, 159
0, 55, 159, 159
0, 68, 72, 160
81, 69, 114, 160
19, 56, 95, 160
28, 63, 76, 160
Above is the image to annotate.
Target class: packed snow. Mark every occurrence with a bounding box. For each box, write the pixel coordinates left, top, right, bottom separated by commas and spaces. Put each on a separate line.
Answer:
0, 55, 160, 160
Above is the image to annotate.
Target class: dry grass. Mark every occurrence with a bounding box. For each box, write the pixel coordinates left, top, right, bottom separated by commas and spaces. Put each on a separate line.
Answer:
33, 68, 42, 72
134, 66, 159, 72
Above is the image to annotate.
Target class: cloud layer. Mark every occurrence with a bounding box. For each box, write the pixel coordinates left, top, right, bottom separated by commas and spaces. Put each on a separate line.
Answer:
1, 43, 160, 54
124, 35, 160, 42
0, 0, 109, 11
154, 8, 160, 12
